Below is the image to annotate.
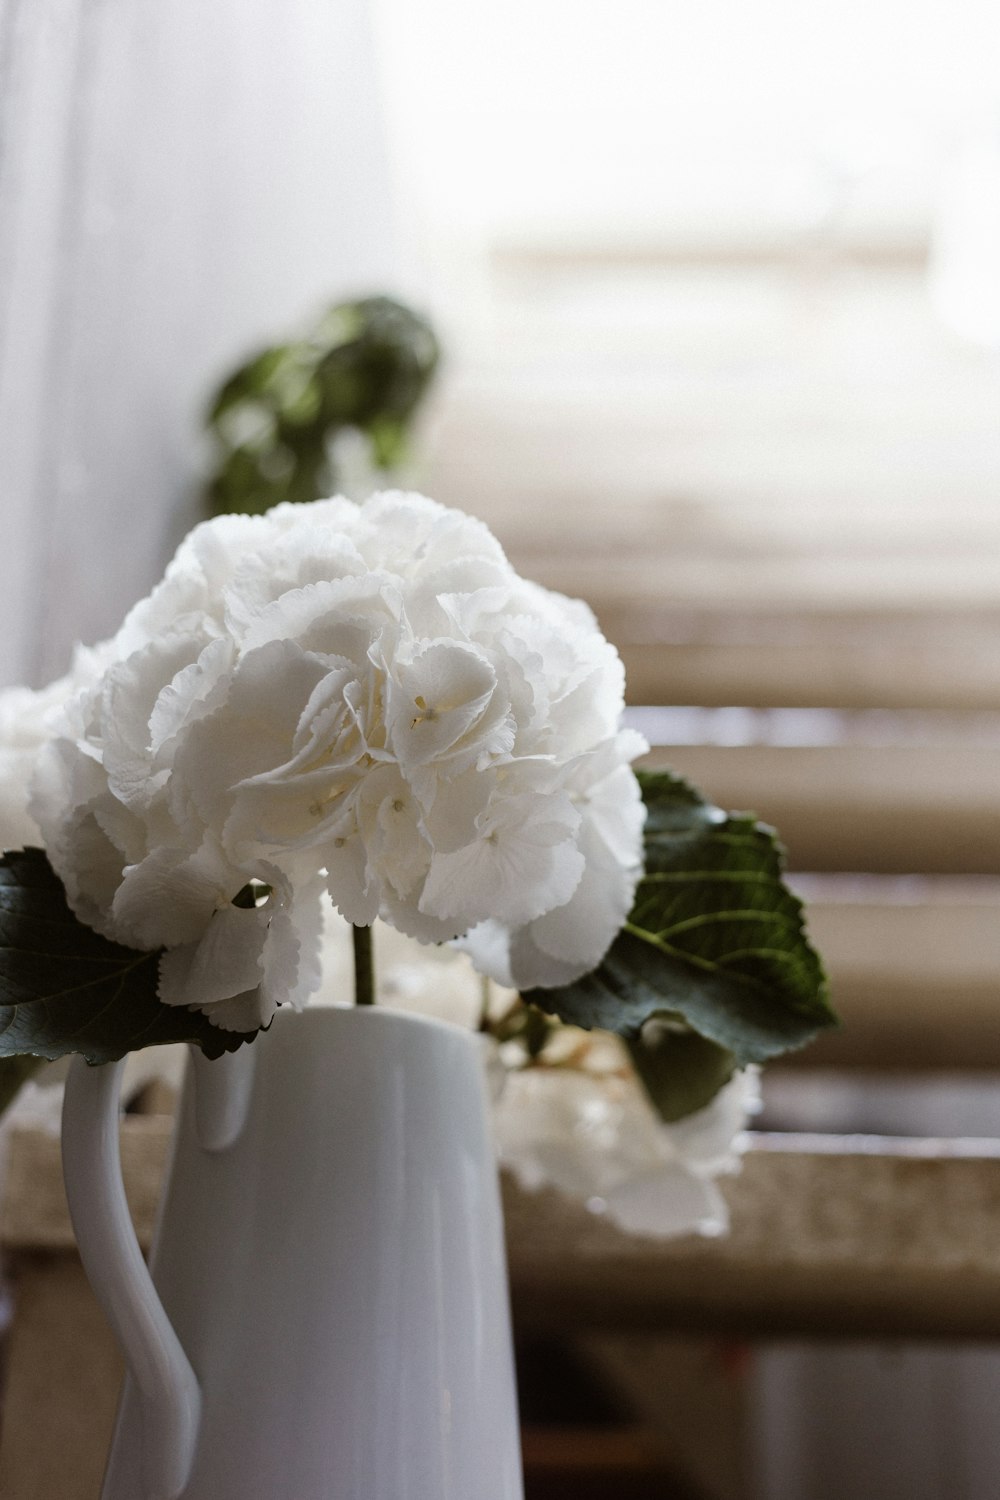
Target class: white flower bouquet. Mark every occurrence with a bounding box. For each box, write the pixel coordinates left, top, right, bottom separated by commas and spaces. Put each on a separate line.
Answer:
0, 491, 833, 1159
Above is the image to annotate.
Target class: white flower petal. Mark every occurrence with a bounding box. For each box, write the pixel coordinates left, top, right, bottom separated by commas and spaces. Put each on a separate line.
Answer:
601, 1165, 728, 1239
357, 765, 432, 900
451, 919, 516, 988
387, 641, 509, 771
257, 875, 326, 1018
158, 874, 325, 1031
420, 794, 584, 927
158, 905, 269, 1014
379, 893, 464, 946
325, 831, 381, 926
111, 839, 239, 950
170, 640, 330, 832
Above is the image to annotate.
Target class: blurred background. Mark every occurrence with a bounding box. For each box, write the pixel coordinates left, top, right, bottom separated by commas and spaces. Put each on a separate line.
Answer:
2, 0, 1000, 1495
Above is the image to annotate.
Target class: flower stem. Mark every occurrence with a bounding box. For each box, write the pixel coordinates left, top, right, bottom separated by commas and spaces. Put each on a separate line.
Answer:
352, 923, 375, 1007
477, 974, 492, 1032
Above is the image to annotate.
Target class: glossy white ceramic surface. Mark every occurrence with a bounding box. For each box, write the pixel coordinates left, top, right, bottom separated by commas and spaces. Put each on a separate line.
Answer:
64, 1007, 524, 1500
64, 1055, 201, 1500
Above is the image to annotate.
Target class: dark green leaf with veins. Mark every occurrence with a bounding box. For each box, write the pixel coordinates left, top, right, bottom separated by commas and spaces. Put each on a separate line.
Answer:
523, 768, 834, 1068
0, 850, 254, 1065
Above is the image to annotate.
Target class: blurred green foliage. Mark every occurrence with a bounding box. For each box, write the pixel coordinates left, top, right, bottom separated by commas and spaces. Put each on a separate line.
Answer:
203, 295, 440, 517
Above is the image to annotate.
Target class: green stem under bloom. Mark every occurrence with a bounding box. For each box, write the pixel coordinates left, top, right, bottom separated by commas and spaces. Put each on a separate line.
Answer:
477, 974, 492, 1032
353, 924, 375, 1007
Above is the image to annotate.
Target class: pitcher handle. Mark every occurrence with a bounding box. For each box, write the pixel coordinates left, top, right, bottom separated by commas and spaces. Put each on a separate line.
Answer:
62, 1056, 201, 1500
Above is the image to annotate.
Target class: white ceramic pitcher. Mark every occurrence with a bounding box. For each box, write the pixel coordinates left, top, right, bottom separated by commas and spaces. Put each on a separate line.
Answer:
61, 1006, 524, 1500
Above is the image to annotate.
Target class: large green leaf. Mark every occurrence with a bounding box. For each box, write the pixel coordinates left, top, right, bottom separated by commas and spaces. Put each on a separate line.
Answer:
0, 850, 253, 1065
627, 1027, 737, 1125
524, 768, 834, 1067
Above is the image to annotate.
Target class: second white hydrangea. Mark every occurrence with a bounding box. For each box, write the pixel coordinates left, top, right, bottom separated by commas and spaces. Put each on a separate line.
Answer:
30, 493, 646, 1030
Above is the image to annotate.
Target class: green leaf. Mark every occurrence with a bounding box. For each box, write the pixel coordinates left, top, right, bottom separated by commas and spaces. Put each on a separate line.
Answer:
0, 850, 254, 1065
203, 295, 440, 517
628, 1026, 736, 1124
207, 344, 299, 420
523, 768, 835, 1066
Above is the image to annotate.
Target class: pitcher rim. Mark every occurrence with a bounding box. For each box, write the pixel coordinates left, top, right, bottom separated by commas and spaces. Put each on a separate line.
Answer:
262, 1000, 480, 1046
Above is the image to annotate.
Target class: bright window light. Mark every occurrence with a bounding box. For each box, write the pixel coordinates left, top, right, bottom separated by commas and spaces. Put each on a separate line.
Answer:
377, 0, 1000, 251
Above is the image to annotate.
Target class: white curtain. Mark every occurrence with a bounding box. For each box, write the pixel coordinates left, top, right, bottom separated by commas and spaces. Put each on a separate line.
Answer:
0, 0, 402, 688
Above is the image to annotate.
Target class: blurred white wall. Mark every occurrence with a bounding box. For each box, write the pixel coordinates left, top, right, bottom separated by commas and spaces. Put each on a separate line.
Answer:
0, 0, 402, 689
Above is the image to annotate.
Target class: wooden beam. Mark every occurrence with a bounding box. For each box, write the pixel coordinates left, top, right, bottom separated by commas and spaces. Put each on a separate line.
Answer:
505, 1136, 1000, 1341
620, 629, 1000, 712
1, 1117, 170, 1254
642, 743, 1000, 874
7, 1123, 1000, 1342
793, 896, 1000, 1069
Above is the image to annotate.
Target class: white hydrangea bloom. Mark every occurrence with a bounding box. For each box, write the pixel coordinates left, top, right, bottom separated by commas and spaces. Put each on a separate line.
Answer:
31, 493, 646, 1031
494, 1052, 761, 1240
